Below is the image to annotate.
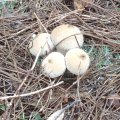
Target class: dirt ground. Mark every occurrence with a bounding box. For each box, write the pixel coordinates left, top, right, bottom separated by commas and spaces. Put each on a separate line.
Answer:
0, 0, 120, 120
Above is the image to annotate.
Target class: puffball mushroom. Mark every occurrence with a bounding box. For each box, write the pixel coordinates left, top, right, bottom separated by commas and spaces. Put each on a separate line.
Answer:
41, 52, 66, 78
65, 48, 90, 75
51, 24, 84, 54
29, 33, 54, 57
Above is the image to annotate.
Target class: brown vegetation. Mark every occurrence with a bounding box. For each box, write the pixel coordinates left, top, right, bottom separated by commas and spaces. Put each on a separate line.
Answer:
0, 0, 120, 119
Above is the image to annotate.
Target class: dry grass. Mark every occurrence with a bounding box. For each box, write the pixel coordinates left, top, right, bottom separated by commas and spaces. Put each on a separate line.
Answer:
0, 0, 120, 119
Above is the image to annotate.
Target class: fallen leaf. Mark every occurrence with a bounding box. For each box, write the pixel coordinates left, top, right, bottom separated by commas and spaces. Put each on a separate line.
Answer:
47, 109, 64, 120
74, 0, 93, 10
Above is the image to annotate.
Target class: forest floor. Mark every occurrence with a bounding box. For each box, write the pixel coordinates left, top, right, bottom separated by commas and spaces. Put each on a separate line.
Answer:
0, 0, 120, 120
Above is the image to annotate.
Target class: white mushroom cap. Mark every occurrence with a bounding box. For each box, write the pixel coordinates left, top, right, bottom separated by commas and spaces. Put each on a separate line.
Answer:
65, 48, 90, 75
29, 33, 54, 57
41, 52, 66, 78
51, 24, 84, 54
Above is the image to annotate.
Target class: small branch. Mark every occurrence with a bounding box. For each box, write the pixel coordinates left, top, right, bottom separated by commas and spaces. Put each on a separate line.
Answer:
54, 100, 80, 120
0, 81, 64, 100
34, 12, 48, 33
102, 95, 120, 100
0, 23, 37, 40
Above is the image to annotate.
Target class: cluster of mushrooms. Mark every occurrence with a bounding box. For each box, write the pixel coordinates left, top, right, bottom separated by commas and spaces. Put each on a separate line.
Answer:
29, 24, 90, 78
